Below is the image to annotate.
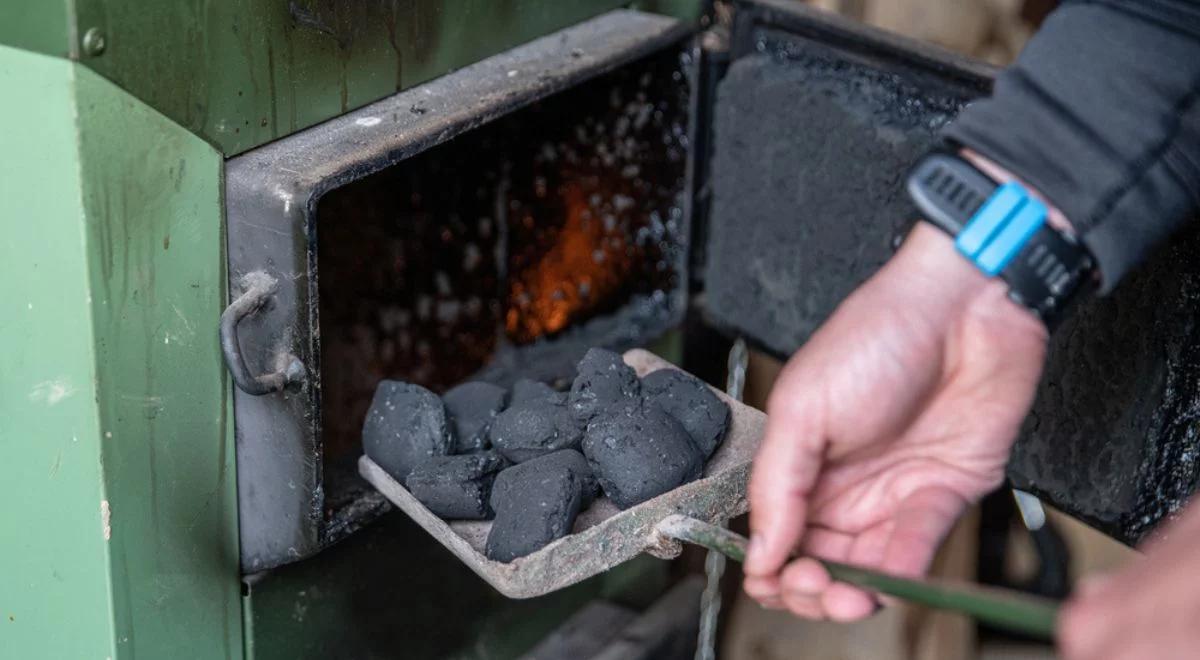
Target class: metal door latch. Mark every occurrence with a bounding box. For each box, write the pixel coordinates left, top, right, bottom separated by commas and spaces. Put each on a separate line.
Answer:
219, 271, 306, 395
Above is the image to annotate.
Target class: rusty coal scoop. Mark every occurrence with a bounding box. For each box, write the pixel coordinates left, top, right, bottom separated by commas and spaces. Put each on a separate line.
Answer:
358, 349, 764, 599
362, 348, 731, 562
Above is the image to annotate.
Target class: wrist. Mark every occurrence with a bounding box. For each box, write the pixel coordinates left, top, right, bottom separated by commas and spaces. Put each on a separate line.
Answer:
885, 222, 994, 309
883, 223, 1045, 335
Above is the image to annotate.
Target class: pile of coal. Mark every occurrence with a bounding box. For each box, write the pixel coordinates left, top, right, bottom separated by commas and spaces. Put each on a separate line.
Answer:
574, 348, 731, 511
361, 348, 731, 563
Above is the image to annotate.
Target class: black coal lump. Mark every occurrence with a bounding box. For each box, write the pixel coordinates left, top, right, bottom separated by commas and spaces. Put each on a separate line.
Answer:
539, 448, 600, 506
485, 451, 590, 562
442, 381, 508, 453
488, 394, 583, 464
510, 378, 560, 406
405, 452, 508, 520
362, 381, 452, 482
582, 402, 704, 509
568, 348, 640, 423
641, 369, 731, 458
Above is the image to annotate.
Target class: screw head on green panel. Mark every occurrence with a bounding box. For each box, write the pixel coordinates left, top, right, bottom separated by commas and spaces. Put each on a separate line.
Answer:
82, 28, 107, 56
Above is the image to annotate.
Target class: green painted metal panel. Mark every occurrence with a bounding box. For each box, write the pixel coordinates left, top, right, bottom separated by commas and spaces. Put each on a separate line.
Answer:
0, 44, 241, 658
0, 1, 74, 57
0, 44, 117, 659
2, 1, 704, 156
70, 0, 637, 155
74, 66, 242, 658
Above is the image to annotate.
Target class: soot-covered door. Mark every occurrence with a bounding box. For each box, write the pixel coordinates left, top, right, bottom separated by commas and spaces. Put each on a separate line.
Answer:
702, 0, 1200, 545
703, 0, 990, 351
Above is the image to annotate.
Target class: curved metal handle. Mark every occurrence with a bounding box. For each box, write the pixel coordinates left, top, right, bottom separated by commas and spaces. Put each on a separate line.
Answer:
220, 271, 306, 395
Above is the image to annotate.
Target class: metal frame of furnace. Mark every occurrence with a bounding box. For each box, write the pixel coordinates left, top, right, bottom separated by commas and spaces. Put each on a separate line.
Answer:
225, 11, 698, 573
8, 1, 1200, 658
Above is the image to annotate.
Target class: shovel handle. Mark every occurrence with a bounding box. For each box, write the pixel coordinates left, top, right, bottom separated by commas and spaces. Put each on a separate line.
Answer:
657, 515, 1060, 640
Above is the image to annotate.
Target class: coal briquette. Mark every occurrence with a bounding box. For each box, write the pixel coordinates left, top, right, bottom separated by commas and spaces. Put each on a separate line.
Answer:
362, 380, 452, 482
405, 452, 509, 520
442, 381, 508, 453
535, 449, 600, 506
510, 378, 560, 406
641, 369, 731, 457
485, 451, 590, 562
568, 348, 640, 423
488, 396, 583, 463
581, 402, 704, 509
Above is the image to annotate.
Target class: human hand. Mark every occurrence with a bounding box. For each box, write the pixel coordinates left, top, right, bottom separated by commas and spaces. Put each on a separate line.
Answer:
1058, 501, 1200, 659
742, 221, 1049, 620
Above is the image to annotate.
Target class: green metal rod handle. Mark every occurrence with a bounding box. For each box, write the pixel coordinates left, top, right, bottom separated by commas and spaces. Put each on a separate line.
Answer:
657, 515, 1060, 640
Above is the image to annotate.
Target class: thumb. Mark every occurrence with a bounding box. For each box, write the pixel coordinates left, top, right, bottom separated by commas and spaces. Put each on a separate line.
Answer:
745, 391, 826, 578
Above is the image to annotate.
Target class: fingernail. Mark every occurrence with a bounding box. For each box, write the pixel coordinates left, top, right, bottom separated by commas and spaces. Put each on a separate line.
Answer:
745, 534, 762, 567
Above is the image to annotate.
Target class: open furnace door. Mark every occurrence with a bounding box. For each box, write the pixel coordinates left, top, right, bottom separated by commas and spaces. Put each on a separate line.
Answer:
703, 0, 990, 352
701, 0, 1200, 546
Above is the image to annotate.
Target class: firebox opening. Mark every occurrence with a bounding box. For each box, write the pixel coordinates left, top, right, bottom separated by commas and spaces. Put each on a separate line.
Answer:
314, 45, 694, 535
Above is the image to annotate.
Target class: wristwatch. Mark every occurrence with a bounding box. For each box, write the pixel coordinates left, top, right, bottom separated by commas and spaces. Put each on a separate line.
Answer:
906, 151, 1094, 326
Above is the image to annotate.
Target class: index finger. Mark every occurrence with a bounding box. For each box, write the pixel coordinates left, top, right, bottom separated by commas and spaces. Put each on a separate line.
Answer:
745, 382, 827, 580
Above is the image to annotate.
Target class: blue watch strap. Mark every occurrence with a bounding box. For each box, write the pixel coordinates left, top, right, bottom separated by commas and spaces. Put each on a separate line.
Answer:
954, 181, 1047, 277
907, 151, 1093, 326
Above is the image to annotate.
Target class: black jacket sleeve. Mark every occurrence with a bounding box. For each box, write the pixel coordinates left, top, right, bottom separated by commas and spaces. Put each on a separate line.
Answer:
942, 0, 1200, 293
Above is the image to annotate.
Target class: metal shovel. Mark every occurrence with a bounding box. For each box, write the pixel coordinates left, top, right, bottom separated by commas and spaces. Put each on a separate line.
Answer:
359, 349, 1059, 640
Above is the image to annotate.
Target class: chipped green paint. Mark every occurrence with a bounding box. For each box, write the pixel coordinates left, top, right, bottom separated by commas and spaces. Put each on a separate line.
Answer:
2, 1, 705, 156
0, 44, 240, 658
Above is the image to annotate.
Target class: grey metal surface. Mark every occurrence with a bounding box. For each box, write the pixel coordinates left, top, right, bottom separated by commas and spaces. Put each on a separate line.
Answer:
358, 349, 767, 598
226, 9, 692, 572
220, 272, 307, 396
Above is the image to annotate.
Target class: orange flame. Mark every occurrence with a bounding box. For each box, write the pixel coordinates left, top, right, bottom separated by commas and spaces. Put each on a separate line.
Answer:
506, 183, 632, 342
